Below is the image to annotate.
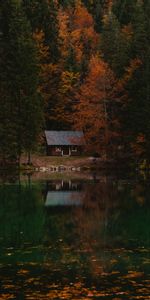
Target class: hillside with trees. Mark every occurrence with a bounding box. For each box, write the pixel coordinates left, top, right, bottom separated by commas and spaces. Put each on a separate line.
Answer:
0, 0, 149, 167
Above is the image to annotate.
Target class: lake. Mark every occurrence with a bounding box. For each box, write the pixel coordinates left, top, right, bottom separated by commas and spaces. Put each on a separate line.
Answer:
0, 172, 150, 299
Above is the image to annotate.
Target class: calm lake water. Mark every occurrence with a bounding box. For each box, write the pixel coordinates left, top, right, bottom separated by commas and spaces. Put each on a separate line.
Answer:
0, 173, 150, 299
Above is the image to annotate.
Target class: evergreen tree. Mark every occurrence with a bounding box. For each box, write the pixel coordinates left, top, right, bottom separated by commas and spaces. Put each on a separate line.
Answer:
0, 0, 43, 165
123, 1, 150, 162
82, 0, 106, 32
112, 0, 137, 25
23, 0, 60, 63
101, 10, 131, 77
58, 0, 75, 8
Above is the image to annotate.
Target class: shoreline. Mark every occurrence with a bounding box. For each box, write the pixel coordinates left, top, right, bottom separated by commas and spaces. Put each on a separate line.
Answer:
0, 154, 130, 172
1, 154, 147, 175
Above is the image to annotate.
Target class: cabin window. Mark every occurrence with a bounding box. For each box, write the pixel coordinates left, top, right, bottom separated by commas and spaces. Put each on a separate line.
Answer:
71, 146, 77, 152
56, 147, 61, 152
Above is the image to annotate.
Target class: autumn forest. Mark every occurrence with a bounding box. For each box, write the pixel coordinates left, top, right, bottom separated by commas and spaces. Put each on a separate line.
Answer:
0, 0, 150, 166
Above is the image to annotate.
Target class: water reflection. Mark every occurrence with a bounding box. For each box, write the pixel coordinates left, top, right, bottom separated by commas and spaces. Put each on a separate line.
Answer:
45, 180, 83, 207
0, 175, 150, 299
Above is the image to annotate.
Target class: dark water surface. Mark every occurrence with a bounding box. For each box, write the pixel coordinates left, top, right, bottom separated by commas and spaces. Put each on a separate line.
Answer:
0, 173, 150, 299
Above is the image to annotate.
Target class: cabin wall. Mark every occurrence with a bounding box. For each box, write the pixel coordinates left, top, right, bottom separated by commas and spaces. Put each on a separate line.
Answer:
47, 146, 62, 156
46, 145, 83, 156
70, 146, 82, 156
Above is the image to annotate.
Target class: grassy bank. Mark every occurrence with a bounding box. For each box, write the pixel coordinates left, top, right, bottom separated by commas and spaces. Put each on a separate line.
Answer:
20, 154, 92, 170
1, 154, 133, 174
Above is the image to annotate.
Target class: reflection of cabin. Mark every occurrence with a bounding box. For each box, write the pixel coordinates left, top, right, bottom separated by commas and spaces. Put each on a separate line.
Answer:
46, 180, 82, 191
45, 191, 82, 206
45, 131, 85, 156
45, 180, 83, 207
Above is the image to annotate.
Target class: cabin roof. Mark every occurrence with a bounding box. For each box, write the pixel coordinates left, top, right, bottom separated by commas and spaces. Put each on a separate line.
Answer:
45, 191, 82, 206
45, 130, 85, 146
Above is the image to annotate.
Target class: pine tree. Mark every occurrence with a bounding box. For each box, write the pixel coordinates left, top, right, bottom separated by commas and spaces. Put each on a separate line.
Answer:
101, 9, 131, 77
123, 1, 150, 162
82, 0, 109, 32
0, 0, 43, 165
112, 0, 137, 25
23, 0, 60, 63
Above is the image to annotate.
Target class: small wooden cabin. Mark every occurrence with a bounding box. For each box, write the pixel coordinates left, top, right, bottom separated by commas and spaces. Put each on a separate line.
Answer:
45, 130, 85, 156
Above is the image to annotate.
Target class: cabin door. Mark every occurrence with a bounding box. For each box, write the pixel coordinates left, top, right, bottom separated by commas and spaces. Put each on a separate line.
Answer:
62, 146, 70, 156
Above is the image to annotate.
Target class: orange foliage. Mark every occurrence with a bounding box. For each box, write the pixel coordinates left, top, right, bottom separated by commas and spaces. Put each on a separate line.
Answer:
72, 2, 94, 30
130, 133, 146, 158
71, 3, 98, 63
33, 30, 49, 62
58, 9, 70, 60
122, 58, 142, 84
121, 24, 133, 41
73, 55, 124, 156
58, 3, 98, 64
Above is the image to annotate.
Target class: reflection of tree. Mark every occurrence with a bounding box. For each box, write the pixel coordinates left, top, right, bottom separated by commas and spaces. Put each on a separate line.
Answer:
0, 171, 19, 184
73, 177, 119, 242
44, 178, 150, 279
0, 183, 45, 249
71, 177, 120, 278
106, 181, 150, 248
44, 178, 120, 279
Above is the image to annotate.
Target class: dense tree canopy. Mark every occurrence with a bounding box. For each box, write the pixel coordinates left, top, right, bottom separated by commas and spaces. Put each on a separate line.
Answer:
0, 0, 150, 164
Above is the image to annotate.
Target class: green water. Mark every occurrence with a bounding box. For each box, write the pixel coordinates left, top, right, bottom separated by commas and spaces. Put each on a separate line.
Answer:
0, 174, 150, 299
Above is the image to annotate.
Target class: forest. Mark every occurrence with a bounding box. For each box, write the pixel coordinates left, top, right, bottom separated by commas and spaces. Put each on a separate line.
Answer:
0, 0, 150, 166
